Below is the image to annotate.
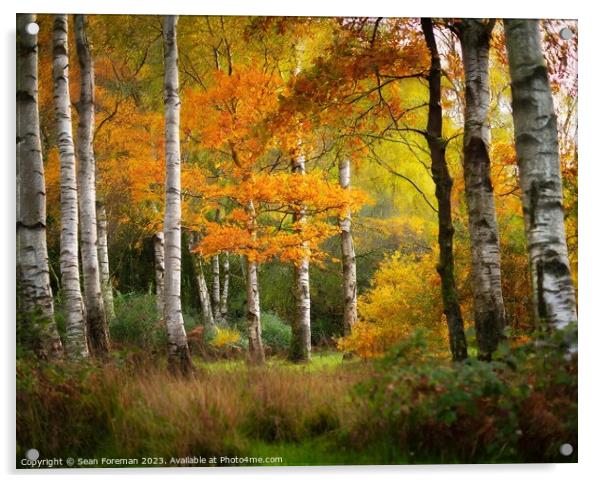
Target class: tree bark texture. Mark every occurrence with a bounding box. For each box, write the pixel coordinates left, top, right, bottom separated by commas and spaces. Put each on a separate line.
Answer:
187, 232, 214, 326
17, 13, 63, 359
289, 151, 311, 362
211, 253, 221, 324
504, 19, 577, 330
422, 18, 468, 361
96, 202, 115, 320
162, 15, 193, 374
338, 158, 358, 337
458, 19, 506, 359
74, 14, 110, 358
219, 252, 230, 324
245, 201, 265, 364
153, 232, 165, 317
52, 14, 88, 358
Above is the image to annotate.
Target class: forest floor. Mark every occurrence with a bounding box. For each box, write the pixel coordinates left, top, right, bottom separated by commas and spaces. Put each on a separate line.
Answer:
16, 343, 577, 467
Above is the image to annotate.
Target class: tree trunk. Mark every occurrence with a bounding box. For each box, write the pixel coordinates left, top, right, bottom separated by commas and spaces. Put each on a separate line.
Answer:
245, 201, 265, 364
338, 158, 358, 337
96, 202, 115, 320
187, 232, 214, 326
219, 252, 230, 324
74, 14, 110, 358
17, 13, 63, 359
504, 19, 577, 330
422, 18, 468, 361
211, 253, 221, 324
52, 14, 87, 358
289, 151, 311, 362
153, 232, 165, 317
458, 19, 506, 360
162, 15, 193, 375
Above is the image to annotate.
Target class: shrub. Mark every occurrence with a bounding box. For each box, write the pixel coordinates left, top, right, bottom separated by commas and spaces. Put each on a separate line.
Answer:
212, 327, 242, 348
109, 292, 166, 351
338, 252, 448, 358
260, 312, 292, 354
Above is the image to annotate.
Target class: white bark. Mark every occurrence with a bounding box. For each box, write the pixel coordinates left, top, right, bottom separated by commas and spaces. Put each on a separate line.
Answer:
74, 14, 110, 358
97, 202, 115, 320
219, 252, 230, 324
211, 253, 221, 324
245, 201, 265, 364
17, 13, 63, 359
52, 14, 87, 358
458, 19, 506, 359
338, 159, 358, 336
289, 151, 311, 362
153, 232, 165, 317
504, 19, 577, 330
187, 232, 214, 326
162, 15, 192, 374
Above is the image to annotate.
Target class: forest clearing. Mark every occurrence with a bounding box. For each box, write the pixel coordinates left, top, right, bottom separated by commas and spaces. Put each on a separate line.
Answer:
16, 13, 577, 466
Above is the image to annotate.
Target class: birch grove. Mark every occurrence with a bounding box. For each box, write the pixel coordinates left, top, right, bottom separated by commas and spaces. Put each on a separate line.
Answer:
17, 13, 63, 359
162, 15, 193, 374
52, 14, 88, 358
504, 19, 578, 331
457, 19, 506, 360
74, 14, 110, 358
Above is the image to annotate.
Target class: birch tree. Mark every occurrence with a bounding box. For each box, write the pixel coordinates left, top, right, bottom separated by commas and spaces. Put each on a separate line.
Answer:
17, 13, 63, 359
153, 232, 165, 316
456, 19, 506, 360
421, 18, 468, 361
211, 253, 221, 324
289, 149, 311, 362
52, 14, 88, 358
187, 232, 214, 326
338, 158, 358, 336
219, 253, 230, 324
504, 19, 577, 330
162, 15, 193, 374
97, 202, 115, 319
74, 14, 110, 358
245, 201, 265, 365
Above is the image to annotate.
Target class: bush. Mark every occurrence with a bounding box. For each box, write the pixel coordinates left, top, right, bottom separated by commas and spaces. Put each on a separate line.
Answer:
346, 328, 577, 463
109, 292, 166, 352
260, 312, 292, 354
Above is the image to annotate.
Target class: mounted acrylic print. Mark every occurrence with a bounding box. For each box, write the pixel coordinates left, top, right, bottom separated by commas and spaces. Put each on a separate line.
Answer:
16, 13, 577, 468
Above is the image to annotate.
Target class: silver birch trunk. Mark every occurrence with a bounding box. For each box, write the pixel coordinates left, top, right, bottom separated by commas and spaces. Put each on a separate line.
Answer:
219, 253, 230, 324
187, 232, 214, 326
52, 14, 87, 358
289, 151, 311, 362
211, 253, 221, 324
338, 159, 358, 336
17, 14, 63, 359
504, 19, 577, 330
162, 15, 193, 374
245, 201, 265, 364
153, 232, 165, 317
458, 19, 506, 359
96, 202, 115, 320
74, 14, 110, 358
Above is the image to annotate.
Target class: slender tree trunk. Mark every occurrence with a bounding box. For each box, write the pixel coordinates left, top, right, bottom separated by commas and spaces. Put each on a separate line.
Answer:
338, 158, 358, 336
458, 19, 506, 360
289, 151, 311, 362
187, 232, 214, 326
245, 201, 265, 364
422, 18, 468, 361
96, 202, 115, 320
52, 14, 87, 358
162, 15, 193, 374
504, 19, 577, 330
153, 232, 165, 317
74, 14, 110, 358
219, 252, 230, 324
211, 253, 221, 324
17, 14, 63, 359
